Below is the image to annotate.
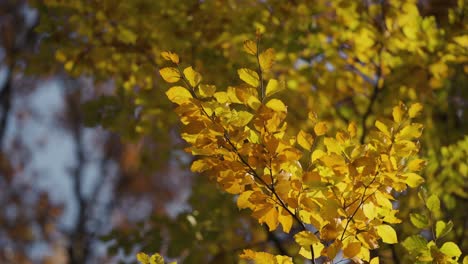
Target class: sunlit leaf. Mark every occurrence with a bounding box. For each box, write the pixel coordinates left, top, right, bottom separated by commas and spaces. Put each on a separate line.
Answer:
259, 48, 275, 72
183, 66, 202, 87
165, 86, 193, 105
375, 225, 398, 244
160, 67, 181, 83
238, 68, 260, 87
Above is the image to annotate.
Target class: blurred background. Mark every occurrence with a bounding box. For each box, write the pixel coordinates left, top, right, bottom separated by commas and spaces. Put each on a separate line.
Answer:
0, 0, 466, 263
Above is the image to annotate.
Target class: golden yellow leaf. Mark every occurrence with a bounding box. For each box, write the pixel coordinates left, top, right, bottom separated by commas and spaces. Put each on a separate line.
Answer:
375, 224, 398, 244
265, 79, 285, 97
297, 130, 314, 151
183, 66, 202, 87
191, 160, 210, 173
324, 137, 341, 154
214, 92, 229, 104
266, 99, 287, 113
159, 67, 180, 83
240, 250, 293, 264
370, 257, 379, 264
363, 202, 378, 220
311, 149, 326, 162
314, 122, 328, 136
166, 86, 193, 105
348, 122, 357, 138
237, 190, 254, 209
408, 103, 423, 118
243, 40, 257, 55
392, 104, 404, 123
396, 124, 423, 140
294, 231, 319, 247
261, 206, 279, 231
299, 243, 324, 260
278, 209, 293, 233
161, 51, 179, 64
375, 120, 391, 137
230, 111, 254, 127
136, 253, 150, 264
259, 48, 275, 72
408, 159, 426, 171
238, 68, 260, 87
404, 172, 424, 187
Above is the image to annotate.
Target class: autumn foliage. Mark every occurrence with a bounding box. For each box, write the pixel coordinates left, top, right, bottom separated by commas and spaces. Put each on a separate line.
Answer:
27, 0, 467, 263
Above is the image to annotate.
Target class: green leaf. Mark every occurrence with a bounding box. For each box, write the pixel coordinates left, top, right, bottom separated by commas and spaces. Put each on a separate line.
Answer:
402, 235, 427, 253
435, 220, 453, 239
439, 242, 461, 258
410, 213, 429, 229
426, 194, 440, 214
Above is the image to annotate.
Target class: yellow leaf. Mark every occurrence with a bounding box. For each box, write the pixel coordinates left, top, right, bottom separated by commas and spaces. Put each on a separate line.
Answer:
278, 209, 293, 233
404, 172, 424, 187
343, 242, 361, 258
214, 92, 229, 104
375, 191, 393, 209
265, 79, 284, 97
324, 137, 341, 154
159, 67, 180, 83
396, 124, 423, 140
263, 207, 279, 231
259, 48, 275, 72
363, 202, 378, 220
161, 51, 179, 64
183, 66, 202, 87
238, 68, 260, 87
198, 84, 216, 98
266, 99, 287, 113
165, 86, 193, 105
275, 255, 293, 264
375, 120, 391, 137
191, 159, 210, 173
392, 104, 404, 123
243, 39, 257, 55
311, 149, 326, 162
297, 130, 314, 151
136, 253, 150, 264
314, 122, 328, 136
408, 159, 426, 171
348, 122, 357, 138
240, 250, 293, 264
237, 190, 254, 209
370, 257, 379, 264
376, 224, 398, 244
299, 244, 324, 260
294, 231, 320, 247
231, 111, 254, 127
149, 254, 165, 264
408, 103, 423, 118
